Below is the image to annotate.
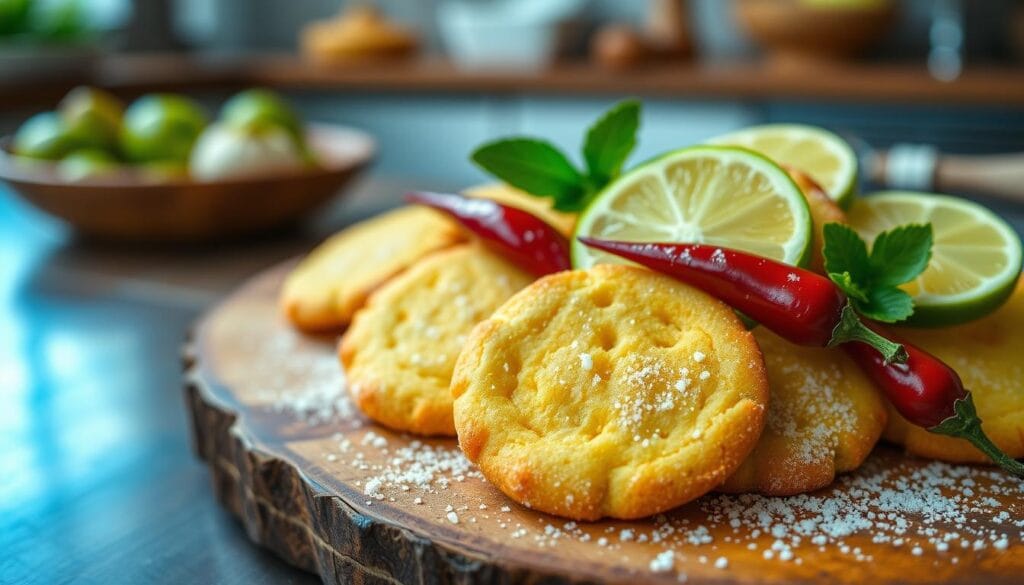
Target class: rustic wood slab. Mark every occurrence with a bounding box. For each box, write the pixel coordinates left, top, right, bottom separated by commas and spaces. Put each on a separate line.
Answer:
184, 261, 1024, 585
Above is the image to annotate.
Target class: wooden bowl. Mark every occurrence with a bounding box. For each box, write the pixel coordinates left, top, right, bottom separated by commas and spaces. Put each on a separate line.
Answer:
0, 123, 375, 243
735, 0, 896, 69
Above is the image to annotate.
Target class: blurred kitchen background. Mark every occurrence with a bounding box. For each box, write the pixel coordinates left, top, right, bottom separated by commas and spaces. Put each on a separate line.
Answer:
2, 0, 1024, 188
2, 3, 1024, 582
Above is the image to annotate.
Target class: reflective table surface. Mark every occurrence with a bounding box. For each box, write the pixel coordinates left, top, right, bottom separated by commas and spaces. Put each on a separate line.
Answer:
0, 177, 433, 585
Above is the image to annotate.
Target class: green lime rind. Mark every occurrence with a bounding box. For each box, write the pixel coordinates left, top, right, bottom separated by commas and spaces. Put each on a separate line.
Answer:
905, 271, 1021, 327
707, 123, 860, 210
833, 165, 858, 211
571, 144, 813, 271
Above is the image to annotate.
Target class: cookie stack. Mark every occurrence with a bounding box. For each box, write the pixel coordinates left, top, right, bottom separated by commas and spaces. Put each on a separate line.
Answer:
279, 183, 1024, 521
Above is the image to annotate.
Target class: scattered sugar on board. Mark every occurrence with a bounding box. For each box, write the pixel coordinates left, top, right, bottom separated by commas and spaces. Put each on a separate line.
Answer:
338, 431, 1021, 576
248, 329, 355, 424
351, 437, 482, 497
649, 550, 675, 572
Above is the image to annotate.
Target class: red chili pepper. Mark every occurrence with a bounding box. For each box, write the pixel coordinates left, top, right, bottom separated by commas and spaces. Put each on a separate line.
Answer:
578, 238, 907, 363
845, 337, 1024, 477
406, 191, 571, 277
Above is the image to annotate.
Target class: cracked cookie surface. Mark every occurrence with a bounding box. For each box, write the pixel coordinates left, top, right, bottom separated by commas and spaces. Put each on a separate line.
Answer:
452, 264, 768, 520
341, 244, 532, 436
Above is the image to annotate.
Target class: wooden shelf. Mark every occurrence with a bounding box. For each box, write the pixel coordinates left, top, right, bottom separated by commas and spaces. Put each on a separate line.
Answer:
3, 53, 1024, 109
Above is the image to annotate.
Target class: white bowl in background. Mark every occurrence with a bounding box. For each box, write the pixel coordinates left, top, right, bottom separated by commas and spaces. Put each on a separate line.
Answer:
438, 0, 584, 70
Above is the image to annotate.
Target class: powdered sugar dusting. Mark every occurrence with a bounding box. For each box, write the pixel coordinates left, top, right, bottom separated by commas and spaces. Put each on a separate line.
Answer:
325, 433, 1021, 579
765, 358, 856, 471
690, 457, 1023, 568
352, 436, 482, 494
243, 329, 355, 425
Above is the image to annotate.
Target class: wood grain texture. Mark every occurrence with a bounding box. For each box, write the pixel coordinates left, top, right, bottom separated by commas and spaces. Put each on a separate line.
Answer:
4, 54, 1024, 110
185, 261, 1024, 585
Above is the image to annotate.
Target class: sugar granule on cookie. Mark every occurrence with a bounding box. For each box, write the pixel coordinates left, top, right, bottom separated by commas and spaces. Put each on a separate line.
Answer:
720, 327, 887, 496
451, 264, 768, 520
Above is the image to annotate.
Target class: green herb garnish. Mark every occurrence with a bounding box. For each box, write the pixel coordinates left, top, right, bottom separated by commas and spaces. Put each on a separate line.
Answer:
823, 222, 933, 323
471, 100, 641, 212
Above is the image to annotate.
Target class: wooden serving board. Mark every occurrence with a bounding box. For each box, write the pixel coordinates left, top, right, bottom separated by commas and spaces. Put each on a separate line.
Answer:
184, 261, 1024, 585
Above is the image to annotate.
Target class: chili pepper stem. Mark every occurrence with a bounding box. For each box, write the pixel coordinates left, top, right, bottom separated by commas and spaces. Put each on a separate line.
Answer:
827, 302, 908, 364
930, 393, 1024, 478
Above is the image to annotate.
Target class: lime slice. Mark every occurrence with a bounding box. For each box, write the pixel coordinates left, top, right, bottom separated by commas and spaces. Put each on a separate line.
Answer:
847, 191, 1023, 327
708, 124, 858, 209
572, 145, 812, 270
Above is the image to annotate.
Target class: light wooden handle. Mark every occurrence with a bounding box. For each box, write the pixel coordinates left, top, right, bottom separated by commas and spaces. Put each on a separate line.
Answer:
936, 153, 1024, 203
873, 146, 1024, 204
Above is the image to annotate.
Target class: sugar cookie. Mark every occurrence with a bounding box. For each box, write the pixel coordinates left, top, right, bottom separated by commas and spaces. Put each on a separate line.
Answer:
340, 244, 533, 436
720, 327, 887, 495
452, 265, 768, 520
281, 207, 463, 332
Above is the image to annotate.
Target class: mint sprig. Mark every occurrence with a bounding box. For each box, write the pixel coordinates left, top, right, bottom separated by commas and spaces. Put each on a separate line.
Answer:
823, 222, 933, 323
470, 100, 641, 212
471, 139, 584, 208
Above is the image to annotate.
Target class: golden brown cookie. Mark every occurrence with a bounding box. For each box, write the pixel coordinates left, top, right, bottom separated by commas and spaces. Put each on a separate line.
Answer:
720, 327, 887, 495
340, 244, 533, 436
452, 265, 768, 520
884, 281, 1024, 463
463, 183, 577, 237
786, 166, 847, 274
281, 207, 463, 332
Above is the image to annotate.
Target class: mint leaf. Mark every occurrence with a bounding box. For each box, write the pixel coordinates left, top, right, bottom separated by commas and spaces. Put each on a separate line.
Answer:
858, 286, 914, 323
823, 221, 933, 324
828, 271, 869, 302
823, 223, 871, 283
471, 139, 585, 210
582, 99, 640, 187
470, 100, 644, 212
869, 224, 933, 286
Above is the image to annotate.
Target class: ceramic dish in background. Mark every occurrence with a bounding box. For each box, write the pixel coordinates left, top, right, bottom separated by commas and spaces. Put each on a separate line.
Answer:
0, 123, 375, 243
734, 0, 896, 68
438, 0, 584, 70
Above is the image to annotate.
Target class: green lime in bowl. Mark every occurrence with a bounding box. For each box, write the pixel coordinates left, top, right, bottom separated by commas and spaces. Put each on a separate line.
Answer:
120, 94, 208, 164
221, 88, 304, 146
59, 86, 125, 153
13, 112, 78, 160
57, 149, 120, 182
